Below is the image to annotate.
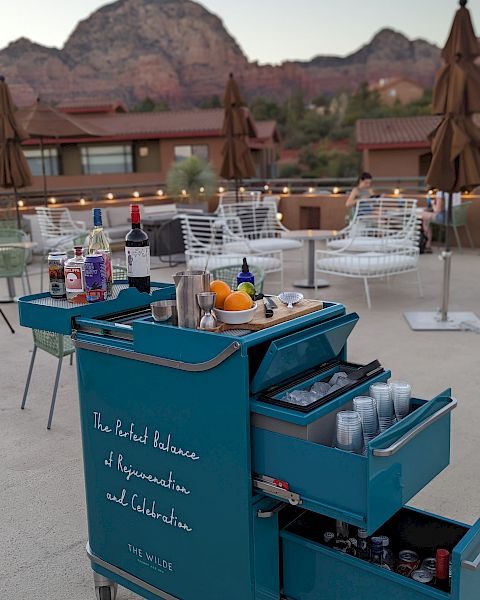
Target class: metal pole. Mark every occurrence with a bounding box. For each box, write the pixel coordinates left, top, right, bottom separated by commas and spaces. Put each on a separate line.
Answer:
14, 185, 21, 229
40, 137, 48, 206
440, 192, 454, 321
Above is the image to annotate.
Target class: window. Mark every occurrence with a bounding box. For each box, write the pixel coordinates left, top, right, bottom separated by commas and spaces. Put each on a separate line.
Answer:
80, 144, 133, 174
174, 144, 209, 162
24, 148, 59, 176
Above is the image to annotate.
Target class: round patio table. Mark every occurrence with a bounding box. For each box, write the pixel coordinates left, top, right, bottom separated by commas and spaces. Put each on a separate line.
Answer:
283, 229, 336, 289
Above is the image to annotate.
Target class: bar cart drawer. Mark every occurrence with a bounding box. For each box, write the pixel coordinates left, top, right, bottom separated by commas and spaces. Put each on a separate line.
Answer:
252, 392, 455, 532
18, 282, 175, 334
280, 507, 480, 600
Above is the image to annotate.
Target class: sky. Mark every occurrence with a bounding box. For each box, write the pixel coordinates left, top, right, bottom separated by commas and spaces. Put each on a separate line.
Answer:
1, 0, 479, 64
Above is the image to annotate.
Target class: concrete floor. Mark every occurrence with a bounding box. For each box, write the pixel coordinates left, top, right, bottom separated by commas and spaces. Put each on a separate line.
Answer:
0, 247, 479, 599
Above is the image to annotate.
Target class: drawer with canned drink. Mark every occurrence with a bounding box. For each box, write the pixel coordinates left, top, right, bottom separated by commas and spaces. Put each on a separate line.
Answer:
251, 389, 455, 533
280, 506, 480, 600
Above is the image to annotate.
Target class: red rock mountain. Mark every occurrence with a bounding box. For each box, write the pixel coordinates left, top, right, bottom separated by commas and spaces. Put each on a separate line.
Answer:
0, 0, 441, 107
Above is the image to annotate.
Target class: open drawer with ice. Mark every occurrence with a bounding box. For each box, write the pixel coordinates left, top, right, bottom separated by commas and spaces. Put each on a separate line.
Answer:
252, 390, 456, 533
281, 506, 480, 600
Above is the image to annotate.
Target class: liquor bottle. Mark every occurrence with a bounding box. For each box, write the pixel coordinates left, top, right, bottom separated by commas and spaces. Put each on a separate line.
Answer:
237, 257, 254, 286
379, 536, 395, 569
125, 204, 150, 293
370, 537, 384, 566
435, 549, 450, 592
65, 246, 86, 303
87, 208, 112, 296
357, 528, 371, 561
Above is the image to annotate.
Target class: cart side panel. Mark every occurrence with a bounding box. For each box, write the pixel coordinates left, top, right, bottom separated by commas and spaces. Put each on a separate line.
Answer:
76, 340, 254, 600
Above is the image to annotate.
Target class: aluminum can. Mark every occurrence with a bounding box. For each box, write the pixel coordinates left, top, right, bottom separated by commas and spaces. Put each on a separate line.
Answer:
84, 254, 107, 303
48, 252, 67, 298
397, 550, 420, 577
323, 532, 335, 546
411, 569, 433, 585
421, 557, 436, 576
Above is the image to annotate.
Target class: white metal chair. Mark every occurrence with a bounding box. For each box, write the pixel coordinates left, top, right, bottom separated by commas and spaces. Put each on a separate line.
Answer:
327, 198, 420, 252
316, 241, 423, 309
217, 199, 302, 254
180, 214, 283, 287
35, 207, 87, 291
218, 191, 262, 205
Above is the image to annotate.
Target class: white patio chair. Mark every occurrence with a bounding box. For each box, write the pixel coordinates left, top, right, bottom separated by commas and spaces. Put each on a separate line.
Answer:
35, 207, 87, 291
316, 242, 423, 309
327, 198, 420, 252
180, 214, 283, 288
218, 191, 262, 205
217, 199, 302, 255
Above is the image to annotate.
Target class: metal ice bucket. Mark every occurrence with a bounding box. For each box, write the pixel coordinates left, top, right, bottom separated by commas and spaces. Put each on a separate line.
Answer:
173, 270, 211, 328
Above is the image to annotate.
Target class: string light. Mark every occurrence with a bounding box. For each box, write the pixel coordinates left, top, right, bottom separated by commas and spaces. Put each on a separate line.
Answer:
106, 192, 114, 200
394, 188, 401, 196
133, 191, 140, 198
17, 200, 24, 207
156, 189, 164, 197
308, 187, 314, 194
276, 212, 284, 221
264, 184, 270, 191
333, 186, 340, 194
49, 197, 57, 204
79, 198, 86, 205
239, 186, 246, 193
283, 186, 290, 195
199, 187, 205, 193
181, 189, 188, 196
218, 187, 225, 193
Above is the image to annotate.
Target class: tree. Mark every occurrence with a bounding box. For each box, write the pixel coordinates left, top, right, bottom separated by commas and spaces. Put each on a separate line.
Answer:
131, 97, 170, 112
197, 95, 222, 109
166, 156, 218, 202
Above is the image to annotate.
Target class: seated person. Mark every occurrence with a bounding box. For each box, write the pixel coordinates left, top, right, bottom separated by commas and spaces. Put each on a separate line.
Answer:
346, 172, 374, 210
422, 191, 460, 253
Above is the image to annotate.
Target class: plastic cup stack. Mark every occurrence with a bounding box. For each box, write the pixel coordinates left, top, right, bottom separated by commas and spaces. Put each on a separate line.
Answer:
353, 396, 379, 445
334, 411, 364, 454
390, 381, 412, 421
369, 382, 394, 432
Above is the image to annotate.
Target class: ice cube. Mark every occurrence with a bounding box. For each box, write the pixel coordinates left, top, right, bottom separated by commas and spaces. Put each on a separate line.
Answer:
336, 377, 355, 389
284, 390, 319, 406
329, 372, 349, 386
310, 381, 332, 397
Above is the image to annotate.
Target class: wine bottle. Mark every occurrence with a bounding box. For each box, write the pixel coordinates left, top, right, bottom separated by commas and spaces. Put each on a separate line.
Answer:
87, 208, 112, 296
125, 204, 150, 293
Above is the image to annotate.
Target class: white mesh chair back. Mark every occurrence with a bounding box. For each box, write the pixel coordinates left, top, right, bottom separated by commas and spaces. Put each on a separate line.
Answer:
218, 191, 262, 206
35, 207, 85, 248
217, 199, 282, 240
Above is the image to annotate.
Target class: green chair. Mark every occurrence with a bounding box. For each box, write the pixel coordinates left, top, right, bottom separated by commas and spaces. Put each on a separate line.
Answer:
0, 245, 31, 297
21, 329, 75, 430
432, 201, 474, 252
210, 264, 265, 293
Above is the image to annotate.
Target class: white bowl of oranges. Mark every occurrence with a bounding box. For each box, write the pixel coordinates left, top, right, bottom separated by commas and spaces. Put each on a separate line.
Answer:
210, 280, 257, 324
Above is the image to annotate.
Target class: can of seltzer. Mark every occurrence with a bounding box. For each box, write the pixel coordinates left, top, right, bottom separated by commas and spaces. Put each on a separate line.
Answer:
411, 569, 434, 585
48, 252, 68, 298
84, 254, 107, 302
397, 550, 421, 577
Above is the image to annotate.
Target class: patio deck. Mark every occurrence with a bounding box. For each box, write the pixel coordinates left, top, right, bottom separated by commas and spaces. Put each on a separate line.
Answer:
0, 247, 479, 599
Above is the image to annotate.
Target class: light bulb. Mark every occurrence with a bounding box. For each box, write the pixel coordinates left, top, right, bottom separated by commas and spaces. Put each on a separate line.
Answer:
49, 197, 57, 204
199, 187, 205, 193
106, 192, 114, 200
218, 187, 225, 193
156, 189, 164, 196
133, 191, 140, 198
283, 187, 289, 194
333, 186, 340, 194
17, 200, 24, 207
79, 198, 86, 205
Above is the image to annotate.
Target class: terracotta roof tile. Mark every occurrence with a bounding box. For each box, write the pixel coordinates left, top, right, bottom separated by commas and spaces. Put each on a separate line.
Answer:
356, 116, 441, 147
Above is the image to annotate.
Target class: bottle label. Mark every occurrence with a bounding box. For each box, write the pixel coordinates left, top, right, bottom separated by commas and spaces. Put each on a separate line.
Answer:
65, 266, 84, 292
126, 247, 150, 278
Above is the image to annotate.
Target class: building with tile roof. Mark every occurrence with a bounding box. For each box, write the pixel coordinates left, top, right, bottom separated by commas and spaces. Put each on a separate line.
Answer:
356, 115, 441, 180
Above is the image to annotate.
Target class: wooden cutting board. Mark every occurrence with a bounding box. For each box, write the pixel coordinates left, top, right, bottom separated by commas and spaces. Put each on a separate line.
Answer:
219, 297, 324, 331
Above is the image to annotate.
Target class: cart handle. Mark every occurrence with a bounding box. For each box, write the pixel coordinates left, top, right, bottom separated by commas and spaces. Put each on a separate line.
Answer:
73, 338, 240, 372
372, 397, 457, 457
462, 549, 480, 571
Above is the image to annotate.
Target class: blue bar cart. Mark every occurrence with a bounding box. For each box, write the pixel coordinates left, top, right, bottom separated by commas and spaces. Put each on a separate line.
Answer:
18, 283, 479, 600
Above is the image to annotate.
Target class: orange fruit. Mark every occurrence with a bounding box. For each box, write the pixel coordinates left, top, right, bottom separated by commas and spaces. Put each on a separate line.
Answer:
223, 291, 254, 311
210, 280, 232, 309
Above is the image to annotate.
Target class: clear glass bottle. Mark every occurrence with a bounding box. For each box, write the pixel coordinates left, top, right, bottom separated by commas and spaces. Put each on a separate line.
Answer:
370, 537, 384, 566
64, 246, 86, 303
87, 208, 112, 296
357, 528, 371, 561
380, 536, 395, 569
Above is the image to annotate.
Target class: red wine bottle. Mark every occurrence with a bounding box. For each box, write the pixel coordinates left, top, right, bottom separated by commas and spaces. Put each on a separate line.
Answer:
125, 204, 150, 293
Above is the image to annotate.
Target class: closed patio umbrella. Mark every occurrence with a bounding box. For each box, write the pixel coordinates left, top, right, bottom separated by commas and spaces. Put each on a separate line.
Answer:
16, 99, 102, 206
0, 76, 32, 228
220, 73, 256, 200
406, 0, 480, 331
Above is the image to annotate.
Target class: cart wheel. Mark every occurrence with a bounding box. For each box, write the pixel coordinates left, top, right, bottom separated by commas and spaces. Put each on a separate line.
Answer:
98, 587, 113, 600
